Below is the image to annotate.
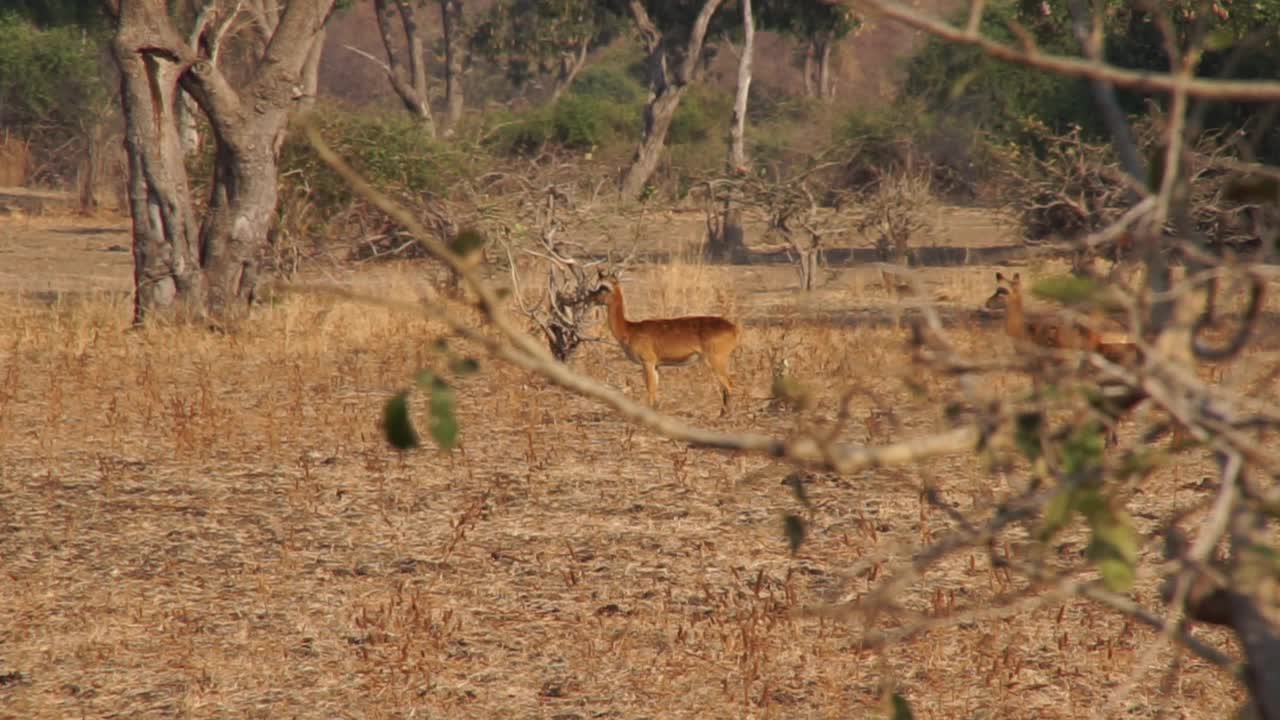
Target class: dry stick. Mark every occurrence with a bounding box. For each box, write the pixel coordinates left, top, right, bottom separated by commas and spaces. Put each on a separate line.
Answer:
846, 0, 1280, 101
293, 120, 982, 474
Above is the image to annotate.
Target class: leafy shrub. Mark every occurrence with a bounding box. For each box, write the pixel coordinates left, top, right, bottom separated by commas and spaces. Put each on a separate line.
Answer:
0, 13, 108, 185
279, 109, 475, 210
487, 63, 643, 156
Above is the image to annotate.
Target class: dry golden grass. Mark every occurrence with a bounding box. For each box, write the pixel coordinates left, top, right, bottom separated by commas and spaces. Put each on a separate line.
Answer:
0, 230, 1265, 718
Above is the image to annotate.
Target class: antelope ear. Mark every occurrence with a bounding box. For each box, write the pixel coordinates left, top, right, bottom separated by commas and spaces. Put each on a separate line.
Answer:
1012, 272, 1021, 283
995, 272, 1005, 282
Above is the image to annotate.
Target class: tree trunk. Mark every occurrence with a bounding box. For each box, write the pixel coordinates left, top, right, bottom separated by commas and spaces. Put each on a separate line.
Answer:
802, 41, 816, 97
815, 33, 833, 100
440, 0, 465, 134
728, 0, 752, 171
621, 84, 687, 200
298, 25, 326, 110
619, 0, 726, 201
108, 0, 333, 324
113, 7, 206, 322
708, 0, 752, 263
199, 114, 288, 316
549, 40, 590, 103
374, 0, 436, 134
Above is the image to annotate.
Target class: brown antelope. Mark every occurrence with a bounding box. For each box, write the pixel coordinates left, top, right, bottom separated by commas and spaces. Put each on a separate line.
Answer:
985, 272, 1142, 366
984, 272, 1145, 446
590, 275, 740, 416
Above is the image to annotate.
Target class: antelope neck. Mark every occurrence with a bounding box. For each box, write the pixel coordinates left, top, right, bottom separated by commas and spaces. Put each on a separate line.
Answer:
606, 284, 631, 340
1004, 286, 1027, 340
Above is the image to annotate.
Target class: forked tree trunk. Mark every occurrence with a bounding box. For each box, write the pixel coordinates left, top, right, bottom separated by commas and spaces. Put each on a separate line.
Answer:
373, 0, 436, 134
619, 0, 726, 201
621, 84, 687, 199
440, 0, 465, 134
108, 0, 333, 324
549, 40, 590, 103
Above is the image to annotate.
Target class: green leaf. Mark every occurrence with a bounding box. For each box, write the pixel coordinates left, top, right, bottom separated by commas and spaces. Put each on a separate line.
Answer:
1014, 411, 1043, 461
1062, 421, 1105, 476
449, 227, 487, 257
382, 391, 420, 450
449, 356, 480, 375
1204, 27, 1237, 51
1223, 175, 1280, 205
784, 472, 810, 507
887, 693, 914, 720
1087, 508, 1140, 593
783, 514, 807, 555
1031, 275, 1101, 306
1040, 486, 1075, 541
428, 376, 459, 450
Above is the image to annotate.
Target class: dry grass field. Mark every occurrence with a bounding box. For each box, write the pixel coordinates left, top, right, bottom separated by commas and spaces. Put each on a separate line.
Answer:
0, 211, 1270, 718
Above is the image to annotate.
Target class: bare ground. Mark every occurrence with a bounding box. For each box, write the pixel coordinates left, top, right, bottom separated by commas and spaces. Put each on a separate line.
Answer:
0, 210, 1270, 718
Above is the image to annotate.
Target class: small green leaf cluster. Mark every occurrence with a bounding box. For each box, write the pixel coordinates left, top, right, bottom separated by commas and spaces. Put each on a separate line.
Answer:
381, 339, 481, 452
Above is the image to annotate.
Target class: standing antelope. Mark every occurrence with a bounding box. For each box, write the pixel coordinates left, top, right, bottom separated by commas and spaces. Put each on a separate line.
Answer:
591, 275, 740, 416
985, 272, 1145, 446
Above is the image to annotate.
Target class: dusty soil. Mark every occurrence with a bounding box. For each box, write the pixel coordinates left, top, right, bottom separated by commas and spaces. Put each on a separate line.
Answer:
0, 209, 1270, 718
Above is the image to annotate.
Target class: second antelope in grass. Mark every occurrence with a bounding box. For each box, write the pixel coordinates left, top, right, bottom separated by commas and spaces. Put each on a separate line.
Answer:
985, 272, 1141, 365
985, 271, 1145, 446
590, 275, 740, 416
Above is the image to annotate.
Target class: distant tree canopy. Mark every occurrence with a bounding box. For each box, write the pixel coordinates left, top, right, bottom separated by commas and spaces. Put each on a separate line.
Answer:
472, 0, 627, 96
903, 0, 1280, 160
0, 13, 105, 140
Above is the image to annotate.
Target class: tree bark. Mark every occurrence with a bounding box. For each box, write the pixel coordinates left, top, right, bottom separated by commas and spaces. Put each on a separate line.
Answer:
620, 0, 726, 201
373, 0, 436, 134
802, 41, 816, 97
549, 40, 590, 103
815, 32, 834, 100
728, 0, 752, 171
108, 0, 333, 324
707, 0, 752, 263
440, 0, 465, 134
298, 25, 326, 110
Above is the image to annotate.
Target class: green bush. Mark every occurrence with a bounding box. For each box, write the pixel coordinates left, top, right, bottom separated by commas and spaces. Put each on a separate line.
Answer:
487, 63, 643, 156
568, 63, 646, 105
278, 109, 477, 210
0, 13, 104, 132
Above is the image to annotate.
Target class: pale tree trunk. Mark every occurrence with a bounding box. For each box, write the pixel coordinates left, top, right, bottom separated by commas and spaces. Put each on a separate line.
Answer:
108, 0, 334, 324
298, 25, 326, 109
440, 0, 465, 134
620, 0, 726, 201
727, 0, 752, 171
372, 0, 436, 134
815, 32, 834, 100
802, 41, 816, 97
549, 40, 590, 103
708, 0, 751, 262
